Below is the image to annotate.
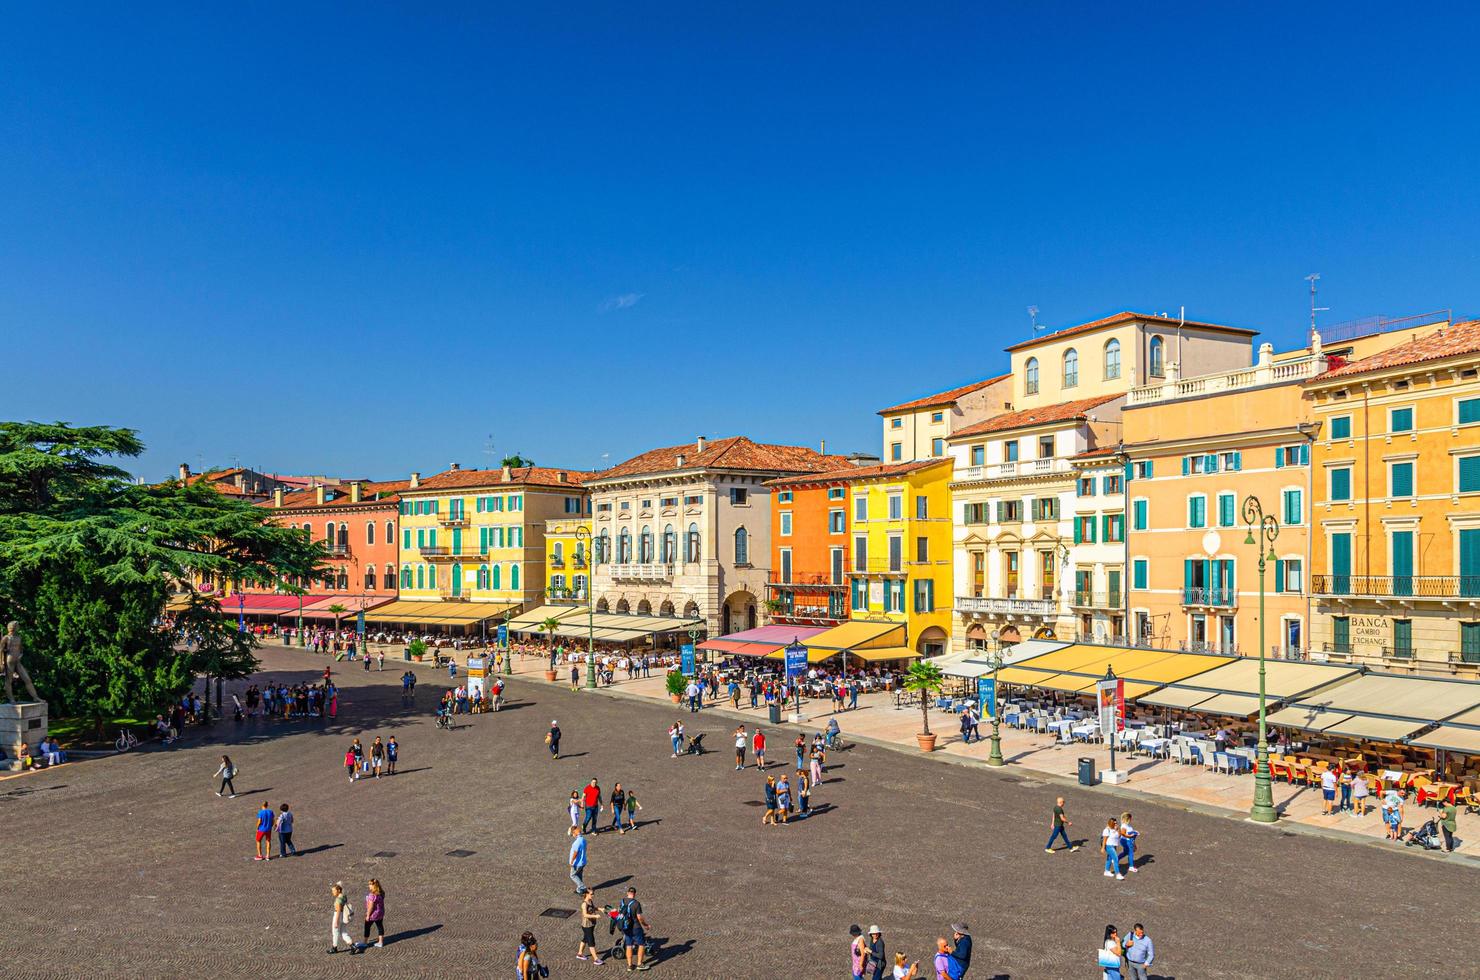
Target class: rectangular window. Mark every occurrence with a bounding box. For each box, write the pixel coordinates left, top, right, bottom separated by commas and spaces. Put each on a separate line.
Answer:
890, 418, 903, 429
964, 502, 987, 525
1330, 467, 1352, 501
1461, 622, 1480, 661
1073, 516, 1096, 543
779, 512, 792, 536
417, 528, 426, 548
1103, 513, 1124, 543
1281, 488, 1303, 525
915, 536, 928, 562
1390, 461, 1414, 498
1220, 451, 1241, 472
888, 494, 902, 520
1188, 496, 1206, 528
915, 496, 928, 519
775, 491, 792, 503
1218, 492, 1235, 528
913, 578, 935, 613
1033, 497, 1057, 521
831, 547, 844, 585
998, 500, 1023, 522
851, 577, 867, 611
853, 535, 868, 572
930, 411, 943, 423
1330, 415, 1352, 440
1102, 474, 1123, 495
1332, 616, 1351, 653
931, 438, 945, 457
1390, 407, 1414, 433
1004, 440, 1019, 462
1275, 558, 1303, 593
854, 496, 867, 521
1276, 444, 1309, 467
403, 529, 412, 549
684, 494, 703, 506
890, 443, 902, 461
1461, 456, 1480, 493
829, 509, 845, 533
970, 445, 985, 466
1393, 619, 1413, 657
1132, 558, 1148, 591
1132, 460, 1154, 479
1132, 498, 1148, 530
887, 535, 902, 572
1460, 398, 1480, 425
1077, 478, 1096, 497
827, 488, 845, 500
730, 488, 748, 505
778, 549, 792, 583
1038, 436, 1054, 458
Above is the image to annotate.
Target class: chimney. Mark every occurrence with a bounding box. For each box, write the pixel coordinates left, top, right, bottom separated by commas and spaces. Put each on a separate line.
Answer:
273, 488, 284, 508
314, 485, 326, 506
410, 471, 420, 489
350, 481, 363, 503
450, 462, 461, 471
676, 453, 686, 468
557, 471, 567, 483
820, 439, 826, 454
178, 463, 191, 482
696, 436, 707, 453
234, 472, 245, 490
502, 464, 512, 481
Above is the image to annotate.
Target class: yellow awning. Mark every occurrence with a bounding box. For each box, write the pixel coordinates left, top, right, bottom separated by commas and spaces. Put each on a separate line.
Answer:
764, 646, 838, 664
1318, 716, 1429, 742
1409, 725, 1480, 755
802, 621, 906, 651
1139, 687, 1218, 710
846, 645, 920, 663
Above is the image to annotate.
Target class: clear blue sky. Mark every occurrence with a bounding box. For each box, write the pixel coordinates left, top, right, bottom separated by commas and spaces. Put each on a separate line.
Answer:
5, 5, 1479, 480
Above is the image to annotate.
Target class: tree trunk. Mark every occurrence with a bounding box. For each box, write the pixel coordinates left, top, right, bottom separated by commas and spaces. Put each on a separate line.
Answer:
920, 699, 931, 737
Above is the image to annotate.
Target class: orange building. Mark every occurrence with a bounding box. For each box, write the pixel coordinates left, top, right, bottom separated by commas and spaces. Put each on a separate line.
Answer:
764, 472, 853, 626
254, 479, 410, 597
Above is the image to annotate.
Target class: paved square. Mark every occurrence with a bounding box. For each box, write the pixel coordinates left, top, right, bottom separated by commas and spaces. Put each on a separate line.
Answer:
0, 647, 1473, 979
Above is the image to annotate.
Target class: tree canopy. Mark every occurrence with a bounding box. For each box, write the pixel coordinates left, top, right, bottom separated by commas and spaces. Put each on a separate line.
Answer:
501, 454, 534, 468
0, 422, 325, 724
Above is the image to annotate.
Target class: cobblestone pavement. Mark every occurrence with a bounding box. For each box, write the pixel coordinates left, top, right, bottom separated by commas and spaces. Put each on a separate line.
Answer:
0, 647, 1474, 980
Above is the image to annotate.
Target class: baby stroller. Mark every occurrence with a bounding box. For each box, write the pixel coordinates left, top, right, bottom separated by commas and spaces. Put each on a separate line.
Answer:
684, 732, 707, 755
604, 908, 658, 962
1402, 818, 1444, 850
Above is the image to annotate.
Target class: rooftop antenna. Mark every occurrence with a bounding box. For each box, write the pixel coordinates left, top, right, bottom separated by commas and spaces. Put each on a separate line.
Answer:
1305, 273, 1329, 337
482, 434, 497, 467
1028, 305, 1043, 334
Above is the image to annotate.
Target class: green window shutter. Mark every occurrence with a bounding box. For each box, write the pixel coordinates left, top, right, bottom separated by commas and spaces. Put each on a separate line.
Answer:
1182, 456, 1190, 476
403, 529, 411, 549
1300, 444, 1310, 465
1146, 460, 1154, 478
1462, 456, 1480, 493
1392, 463, 1413, 497
1274, 558, 1285, 593
1275, 448, 1284, 468
1331, 468, 1351, 501
1073, 520, 1082, 544
1205, 454, 1218, 473
1331, 416, 1351, 439
1333, 617, 1349, 649
1183, 559, 1193, 592
1461, 399, 1480, 425
1123, 461, 1132, 483
1232, 451, 1242, 471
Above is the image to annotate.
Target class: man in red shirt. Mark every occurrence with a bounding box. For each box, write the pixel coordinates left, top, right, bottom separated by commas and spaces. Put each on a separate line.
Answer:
752, 729, 767, 770
581, 778, 602, 834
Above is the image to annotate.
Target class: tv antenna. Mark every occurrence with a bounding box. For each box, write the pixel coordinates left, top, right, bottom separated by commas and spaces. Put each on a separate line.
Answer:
482, 434, 497, 465
1305, 273, 1329, 335
1028, 305, 1042, 334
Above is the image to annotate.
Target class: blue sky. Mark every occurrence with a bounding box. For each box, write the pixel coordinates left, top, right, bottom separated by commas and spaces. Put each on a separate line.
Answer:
4, 5, 1479, 480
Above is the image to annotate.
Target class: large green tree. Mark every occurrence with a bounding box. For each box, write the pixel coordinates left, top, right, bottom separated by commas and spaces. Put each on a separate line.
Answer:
0, 422, 325, 730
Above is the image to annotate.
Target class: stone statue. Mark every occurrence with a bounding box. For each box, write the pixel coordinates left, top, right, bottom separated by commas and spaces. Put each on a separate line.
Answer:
2, 622, 39, 703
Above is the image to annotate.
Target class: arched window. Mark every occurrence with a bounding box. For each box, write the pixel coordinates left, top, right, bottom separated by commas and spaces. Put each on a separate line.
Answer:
385, 520, 394, 544
510, 564, 520, 591
1150, 336, 1165, 377
336, 570, 348, 590
734, 527, 749, 565
1025, 357, 1039, 394
366, 521, 376, 546
686, 523, 700, 563
637, 599, 652, 615
1104, 338, 1121, 380
618, 529, 632, 564
596, 531, 610, 564
364, 565, 376, 590
616, 598, 630, 614
659, 599, 674, 616
1063, 348, 1079, 388
383, 566, 395, 590
401, 565, 411, 589
416, 565, 425, 590
662, 525, 676, 563
596, 597, 609, 613
639, 526, 653, 563
477, 564, 489, 589
337, 523, 348, 549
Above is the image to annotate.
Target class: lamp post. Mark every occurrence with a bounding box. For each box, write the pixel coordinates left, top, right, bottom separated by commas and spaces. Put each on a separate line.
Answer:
1242, 495, 1280, 824
576, 527, 596, 689
985, 647, 1006, 767
236, 590, 245, 634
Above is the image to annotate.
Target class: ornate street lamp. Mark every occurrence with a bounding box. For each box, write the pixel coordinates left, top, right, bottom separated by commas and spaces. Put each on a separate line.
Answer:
576, 527, 596, 689
1242, 495, 1280, 824
984, 646, 1007, 767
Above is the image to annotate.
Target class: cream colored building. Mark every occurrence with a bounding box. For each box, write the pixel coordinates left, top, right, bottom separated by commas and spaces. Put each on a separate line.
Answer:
877, 375, 1012, 463
586, 436, 849, 636
1067, 448, 1128, 644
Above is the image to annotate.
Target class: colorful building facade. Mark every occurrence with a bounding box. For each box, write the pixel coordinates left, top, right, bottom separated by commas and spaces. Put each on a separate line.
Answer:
763, 473, 852, 627
544, 516, 592, 602
257, 480, 409, 597
878, 375, 1011, 463
1067, 448, 1127, 644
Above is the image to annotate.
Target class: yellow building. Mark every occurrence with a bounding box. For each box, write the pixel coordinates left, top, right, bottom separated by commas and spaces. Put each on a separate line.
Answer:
544, 517, 592, 602
395, 464, 590, 616
877, 375, 1012, 463
845, 459, 955, 656
1307, 319, 1480, 676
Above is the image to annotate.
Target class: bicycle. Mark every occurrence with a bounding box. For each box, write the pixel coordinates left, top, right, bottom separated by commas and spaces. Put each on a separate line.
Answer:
114, 728, 141, 752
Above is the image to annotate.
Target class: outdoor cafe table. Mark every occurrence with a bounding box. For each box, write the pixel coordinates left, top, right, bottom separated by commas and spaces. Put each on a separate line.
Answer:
1418, 782, 1459, 805
1071, 722, 1099, 740
1138, 737, 1170, 758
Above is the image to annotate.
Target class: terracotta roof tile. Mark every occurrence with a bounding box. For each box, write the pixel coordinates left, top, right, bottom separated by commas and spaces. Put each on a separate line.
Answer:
266, 479, 413, 510
414, 466, 593, 491
876, 374, 1010, 415
593, 437, 850, 481
1314, 320, 1480, 381
1002, 311, 1256, 353
1072, 446, 1122, 461
948, 394, 1123, 439
766, 458, 952, 487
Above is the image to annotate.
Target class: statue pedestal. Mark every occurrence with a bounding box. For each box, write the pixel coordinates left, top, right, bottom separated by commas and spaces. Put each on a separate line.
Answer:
0, 702, 47, 768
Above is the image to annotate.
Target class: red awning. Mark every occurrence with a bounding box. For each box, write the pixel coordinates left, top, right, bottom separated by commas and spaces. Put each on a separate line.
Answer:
225, 594, 324, 612
698, 639, 781, 657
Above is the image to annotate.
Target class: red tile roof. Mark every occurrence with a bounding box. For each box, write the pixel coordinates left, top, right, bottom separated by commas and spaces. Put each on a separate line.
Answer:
1002, 311, 1257, 353
1072, 446, 1122, 461
766, 458, 952, 487
949, 394, 1123, 439
1314, 320, 1480, 381
414, 466, 593, 491
266, 479, 412, 510
594, 437, 851, 481
876, 374, 1010, 416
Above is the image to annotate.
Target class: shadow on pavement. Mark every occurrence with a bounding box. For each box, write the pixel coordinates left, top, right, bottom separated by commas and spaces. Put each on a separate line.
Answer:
387, 923, 443, 945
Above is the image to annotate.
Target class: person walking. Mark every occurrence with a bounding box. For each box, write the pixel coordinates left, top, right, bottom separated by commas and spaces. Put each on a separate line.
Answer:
734, 725, 747, 770
958, 707, 974, 746
753, 728, 767, 770
864, 926, 887, 980
776, 773, 791, 825
623, 789, 643, 833
327, 881, 354, 954
1099, 924, 1123, 980
215, 754, 237, 798
568, 830, 588, 893
810, 743, 824, 787
1123, 923, 1154, 980
1351, 769, 1369, 815
797, 769, 811, 816
361, 879, 385, 950
276, 803, 297, 857
1100, 817, 1124, 880
1045, 797, 1077, 852
794, 733, 806, 771
547, 719, 561, 760
576, 888, 605, 964
947, 924, 971, 978
1118, 811, 1139, 874
1338, 765, 1354, 812
762, 775, 778, 826
254, 800, 275, 861
386, 736, 399, 775
1440, 798, 1459, 852
617, 886, 650, 972
344, 745, 358, 783
350, 738, 365, 779
685, 678, 700, 713
849, 925, 868, 980
609, 782, 627, 833
370, 737, 386, 779
581, 778, 602, 834
668, 720, 684, 758
517, 931, 543, 979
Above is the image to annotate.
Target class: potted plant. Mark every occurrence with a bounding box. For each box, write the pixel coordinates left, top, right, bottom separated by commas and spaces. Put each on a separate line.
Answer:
903, 659, 946, 752
408, 638, 428, 663
541, 616, 561, 681
665, 670, 687, 704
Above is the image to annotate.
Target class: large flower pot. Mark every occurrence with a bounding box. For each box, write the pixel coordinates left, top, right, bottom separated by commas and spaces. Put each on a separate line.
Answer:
670, 694, 682, 704
916, 733, 938, 752
543, 670, 558, 682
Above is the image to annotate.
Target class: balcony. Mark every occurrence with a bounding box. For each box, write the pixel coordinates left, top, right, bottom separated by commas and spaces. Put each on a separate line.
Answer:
1311, 574, 1480, 599
435, 590, 471, 602
1181, 587, 1237, 608
1181, 639, 1240, 656
609, 563, 674, 582
550, 557, 565, 569
1127, 352, 1324, 406
325, 542, 350, 556
1070, 590, 1123, 609
419, 545, 472, 562
956, 595, 1057, 617
437, 512, 471, 527
767, 573, 846, 590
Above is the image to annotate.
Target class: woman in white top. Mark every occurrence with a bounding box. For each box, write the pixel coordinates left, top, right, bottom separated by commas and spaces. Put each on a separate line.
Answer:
568, 791, 581, 833
1118, 811, 1139, 874
1101, 817, 1124, 879
891, 951, 919, 979
1101, 924, 1123, 980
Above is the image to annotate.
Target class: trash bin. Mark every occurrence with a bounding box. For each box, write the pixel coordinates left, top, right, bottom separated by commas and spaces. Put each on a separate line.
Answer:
403, 646, 412, 662
1078, 757, 1098, 786
768, 703, 782, 724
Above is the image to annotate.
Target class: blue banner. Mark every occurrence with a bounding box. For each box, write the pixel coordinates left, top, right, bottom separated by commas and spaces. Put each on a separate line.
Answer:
784, 642, 808, 680
680, 644, 696, 675
978, 676, 996, 720
356, 609, 365, 637
497, 623, 509, 648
